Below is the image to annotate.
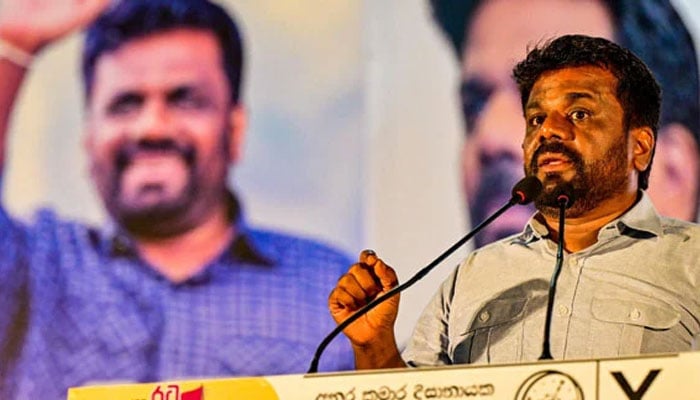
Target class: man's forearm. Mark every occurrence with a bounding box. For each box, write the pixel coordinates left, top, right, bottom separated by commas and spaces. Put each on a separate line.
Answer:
352, 332, 407, 370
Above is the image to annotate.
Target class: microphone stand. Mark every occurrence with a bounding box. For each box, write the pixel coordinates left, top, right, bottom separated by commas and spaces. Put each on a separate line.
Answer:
539, 196, 568, 360
307, 199, 519, 373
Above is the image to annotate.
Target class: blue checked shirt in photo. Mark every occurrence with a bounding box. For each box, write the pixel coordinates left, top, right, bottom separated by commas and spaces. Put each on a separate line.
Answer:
0, 194, 354, 400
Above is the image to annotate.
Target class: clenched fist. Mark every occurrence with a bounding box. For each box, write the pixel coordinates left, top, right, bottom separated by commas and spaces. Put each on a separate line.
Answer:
329, 249, 400, 347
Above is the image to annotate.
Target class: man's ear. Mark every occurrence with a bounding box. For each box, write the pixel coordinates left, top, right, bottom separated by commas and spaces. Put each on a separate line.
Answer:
647, 123, 700, 221
630, 125, 654, 173
227, 104, 247, 165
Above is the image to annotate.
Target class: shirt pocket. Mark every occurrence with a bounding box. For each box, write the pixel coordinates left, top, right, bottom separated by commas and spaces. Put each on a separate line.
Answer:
450, 297, 528, 364
589, 296, 680, 356
47, 296, 154, 385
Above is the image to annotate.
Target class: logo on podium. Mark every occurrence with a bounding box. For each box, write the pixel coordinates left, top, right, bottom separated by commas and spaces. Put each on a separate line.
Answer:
151, 384, 204, 400
515, 370, 584, 400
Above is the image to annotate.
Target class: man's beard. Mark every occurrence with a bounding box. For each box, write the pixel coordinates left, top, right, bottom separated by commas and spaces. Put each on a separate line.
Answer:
104, 138, 200, 238
527, 134, 630, 218
116, 178, 198, 239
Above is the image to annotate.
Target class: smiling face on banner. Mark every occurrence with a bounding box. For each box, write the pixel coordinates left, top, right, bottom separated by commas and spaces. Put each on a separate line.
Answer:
85, 28, 245, 238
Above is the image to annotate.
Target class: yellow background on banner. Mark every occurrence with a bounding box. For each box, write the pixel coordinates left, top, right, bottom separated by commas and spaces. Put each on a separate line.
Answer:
68, 377, 280, 400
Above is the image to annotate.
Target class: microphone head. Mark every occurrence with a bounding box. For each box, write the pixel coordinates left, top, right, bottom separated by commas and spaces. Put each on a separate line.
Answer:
554, 183, 576, 208
511, 176, 543, 205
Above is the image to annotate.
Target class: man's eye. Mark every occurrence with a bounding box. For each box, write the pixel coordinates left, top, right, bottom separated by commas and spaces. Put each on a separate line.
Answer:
169, 88, 210, 109
173, 95, 206, 108
528, 115, 544, 126
570, 110, 589, 121
107, 95, 142, 115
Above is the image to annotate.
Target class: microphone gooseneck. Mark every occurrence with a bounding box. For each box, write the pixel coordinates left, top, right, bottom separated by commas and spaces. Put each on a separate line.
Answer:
539, 187, 575, 360
308, 176, 543, 373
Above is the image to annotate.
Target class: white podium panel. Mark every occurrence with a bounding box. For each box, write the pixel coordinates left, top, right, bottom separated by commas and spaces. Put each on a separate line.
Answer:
67, 351, 700, 400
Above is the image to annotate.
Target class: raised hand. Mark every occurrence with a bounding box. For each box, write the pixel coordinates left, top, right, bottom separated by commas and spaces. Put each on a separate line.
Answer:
329, 249, 400, 347
0, 0, 111, 54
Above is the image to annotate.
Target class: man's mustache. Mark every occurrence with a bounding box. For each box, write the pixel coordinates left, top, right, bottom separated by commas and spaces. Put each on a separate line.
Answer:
529, 141, 583, 173
115, 139, 195, 171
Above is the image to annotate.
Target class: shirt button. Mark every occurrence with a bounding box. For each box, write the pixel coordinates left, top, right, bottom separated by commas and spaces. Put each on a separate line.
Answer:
479, 311, 491, 323
558, 305, 570, 316
629, 308, 642, 321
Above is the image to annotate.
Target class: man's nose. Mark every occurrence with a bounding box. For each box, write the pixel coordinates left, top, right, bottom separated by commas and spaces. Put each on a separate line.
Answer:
131, 100, 171, 140
537, 112, 574, 142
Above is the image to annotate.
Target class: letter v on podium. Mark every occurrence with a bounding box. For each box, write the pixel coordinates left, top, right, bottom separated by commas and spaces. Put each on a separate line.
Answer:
610, 369, 660, 400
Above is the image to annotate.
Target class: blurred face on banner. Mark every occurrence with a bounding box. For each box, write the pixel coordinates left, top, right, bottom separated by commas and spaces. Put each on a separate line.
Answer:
84, 29, 245, 237
460, 0, 614, 245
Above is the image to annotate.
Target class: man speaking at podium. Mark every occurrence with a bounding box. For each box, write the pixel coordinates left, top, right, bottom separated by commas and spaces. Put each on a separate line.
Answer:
430, 0, 700, 249
0, 0, 352, 398
329, 35, 700, 369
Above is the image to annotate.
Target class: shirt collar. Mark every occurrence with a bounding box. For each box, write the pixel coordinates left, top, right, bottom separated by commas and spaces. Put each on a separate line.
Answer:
612, 191, 663, 237
509, 191, 662, 245
510, 216, 548, 246
92, 191, 273, 266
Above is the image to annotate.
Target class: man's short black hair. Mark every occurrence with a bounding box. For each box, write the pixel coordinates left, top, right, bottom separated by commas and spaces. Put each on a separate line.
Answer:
512, 34, 661, 189
429, 0, 700, 164
82, 0, 244, 103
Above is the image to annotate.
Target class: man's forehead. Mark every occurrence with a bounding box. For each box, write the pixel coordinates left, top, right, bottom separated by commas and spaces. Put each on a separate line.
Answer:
536, 65, 617, 86
91, 29, 227, 97
94, 30, 221, 73
528, 66, 618, 105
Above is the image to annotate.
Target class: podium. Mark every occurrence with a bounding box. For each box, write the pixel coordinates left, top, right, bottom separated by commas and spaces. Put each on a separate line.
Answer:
68, 351, 700, 399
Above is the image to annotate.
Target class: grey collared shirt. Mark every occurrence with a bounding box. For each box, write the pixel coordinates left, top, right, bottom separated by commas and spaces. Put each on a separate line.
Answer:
403, 193, 700, 366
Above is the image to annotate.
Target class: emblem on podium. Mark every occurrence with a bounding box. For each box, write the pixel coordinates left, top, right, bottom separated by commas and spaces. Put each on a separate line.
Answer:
515, 370, 584, 400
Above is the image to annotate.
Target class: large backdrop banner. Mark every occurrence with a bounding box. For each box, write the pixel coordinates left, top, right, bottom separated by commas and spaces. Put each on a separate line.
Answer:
5, 0, 700, 348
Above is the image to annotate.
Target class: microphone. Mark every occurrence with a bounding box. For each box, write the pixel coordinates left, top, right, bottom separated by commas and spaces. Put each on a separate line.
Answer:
511, 175, 545, 205
539, 185, 575, 360
308, 176, 543, 373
